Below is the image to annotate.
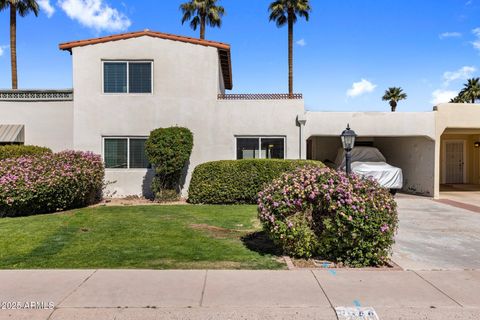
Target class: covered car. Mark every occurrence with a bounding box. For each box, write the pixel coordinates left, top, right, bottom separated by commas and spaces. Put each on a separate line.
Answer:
334, 147, 403, 190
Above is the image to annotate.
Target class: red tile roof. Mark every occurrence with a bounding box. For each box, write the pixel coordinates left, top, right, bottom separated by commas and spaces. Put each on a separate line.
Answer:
59, 30, 232, 90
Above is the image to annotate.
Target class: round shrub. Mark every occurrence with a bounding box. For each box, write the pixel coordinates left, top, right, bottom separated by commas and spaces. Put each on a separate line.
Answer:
258, 166, 398, 267
146, 127, 194, 201
188, 159, 324, 204
0, 151, 105, 217
0, 145, 51, 160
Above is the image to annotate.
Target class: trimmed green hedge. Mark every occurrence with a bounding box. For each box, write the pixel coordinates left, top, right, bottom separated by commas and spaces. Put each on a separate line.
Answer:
188, 159, 324, 204
0, 145, 52, 160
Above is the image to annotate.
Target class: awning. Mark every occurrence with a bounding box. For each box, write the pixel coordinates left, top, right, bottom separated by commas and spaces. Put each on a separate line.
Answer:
0, 125, 24, 143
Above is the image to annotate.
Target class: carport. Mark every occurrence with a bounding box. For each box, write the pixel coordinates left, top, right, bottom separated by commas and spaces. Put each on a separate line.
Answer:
304, 111, 436, 196
307, 135, 435, 196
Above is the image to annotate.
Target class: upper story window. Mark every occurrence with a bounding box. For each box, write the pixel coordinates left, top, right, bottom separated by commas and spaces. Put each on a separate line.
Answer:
103, 61, 153, 94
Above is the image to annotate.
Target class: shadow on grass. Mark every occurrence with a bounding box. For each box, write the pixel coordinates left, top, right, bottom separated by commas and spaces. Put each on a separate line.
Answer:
241, 231, 282, 256
0, 221, 79, 268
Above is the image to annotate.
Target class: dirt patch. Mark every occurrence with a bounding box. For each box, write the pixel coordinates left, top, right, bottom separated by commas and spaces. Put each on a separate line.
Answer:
291, 258, 402, 270
147, 258, 247, 269
189, 224, 246, 239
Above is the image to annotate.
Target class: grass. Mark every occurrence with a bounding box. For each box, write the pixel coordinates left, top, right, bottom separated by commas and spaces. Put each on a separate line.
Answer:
0, 205, 285, 270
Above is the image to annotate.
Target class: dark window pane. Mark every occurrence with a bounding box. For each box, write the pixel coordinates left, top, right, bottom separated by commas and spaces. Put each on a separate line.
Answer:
129, 62, 152, 93
104, 63, 127, 93
236, 138, 259, 159
261, 138, 284, 159
129, 139, 150, 169
104, 139, 128, 168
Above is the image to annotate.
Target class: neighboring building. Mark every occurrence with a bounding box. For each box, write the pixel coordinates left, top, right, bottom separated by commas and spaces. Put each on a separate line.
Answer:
0, 30, 479, 199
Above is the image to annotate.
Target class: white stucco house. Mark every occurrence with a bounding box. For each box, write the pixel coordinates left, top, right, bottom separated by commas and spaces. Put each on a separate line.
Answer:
0, 30, 479, 199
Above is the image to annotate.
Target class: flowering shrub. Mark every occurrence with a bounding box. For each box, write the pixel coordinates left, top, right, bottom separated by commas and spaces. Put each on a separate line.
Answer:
0, 151, 104, 217
258, 166, 398, 267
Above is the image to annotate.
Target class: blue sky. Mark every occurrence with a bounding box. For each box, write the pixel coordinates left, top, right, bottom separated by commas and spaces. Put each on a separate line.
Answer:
0, 0, 479, 112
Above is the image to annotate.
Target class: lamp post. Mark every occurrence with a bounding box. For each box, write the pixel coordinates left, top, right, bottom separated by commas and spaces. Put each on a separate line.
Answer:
340, 124, 357, 176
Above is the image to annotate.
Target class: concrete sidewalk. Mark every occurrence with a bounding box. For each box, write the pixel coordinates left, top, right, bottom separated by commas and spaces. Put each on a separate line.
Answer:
1, 270, 479, 319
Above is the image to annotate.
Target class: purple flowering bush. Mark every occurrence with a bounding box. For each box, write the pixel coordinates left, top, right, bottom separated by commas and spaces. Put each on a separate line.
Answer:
0, 151, 104, 217
258, 166, 398, 267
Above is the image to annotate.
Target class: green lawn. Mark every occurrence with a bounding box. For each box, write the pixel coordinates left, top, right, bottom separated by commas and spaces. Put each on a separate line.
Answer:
0, 205, 285, 269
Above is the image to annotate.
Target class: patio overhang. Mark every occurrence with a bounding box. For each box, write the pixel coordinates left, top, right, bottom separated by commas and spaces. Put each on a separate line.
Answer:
0, 125, 24, 143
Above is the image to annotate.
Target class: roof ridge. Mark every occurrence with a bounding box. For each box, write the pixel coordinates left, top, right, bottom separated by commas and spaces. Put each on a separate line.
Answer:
59, 30, 230, 51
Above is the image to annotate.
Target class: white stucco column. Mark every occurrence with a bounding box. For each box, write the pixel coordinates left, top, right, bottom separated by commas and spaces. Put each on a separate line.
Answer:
297, 114, 307, 160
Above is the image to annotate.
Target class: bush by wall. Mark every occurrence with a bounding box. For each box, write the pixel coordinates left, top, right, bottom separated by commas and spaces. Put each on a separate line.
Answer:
188, 159, 324, 204
0, 151, 104, 217
258, 166, 398, 267
145, 127, 194, 201
0, 145, 51, 160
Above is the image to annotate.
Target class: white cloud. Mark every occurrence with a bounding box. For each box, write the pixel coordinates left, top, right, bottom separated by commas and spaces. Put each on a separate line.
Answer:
58, 0, 131, 32
466, 0, 473, 5
431, 89, 457, 105
439, 32, 462, 39
472, 28, 480, 52
346, 79, 377, 98
0, 45, 7, 57
38, 0, 55, 17
296, 39, 306, 47
443, 66, 476, 85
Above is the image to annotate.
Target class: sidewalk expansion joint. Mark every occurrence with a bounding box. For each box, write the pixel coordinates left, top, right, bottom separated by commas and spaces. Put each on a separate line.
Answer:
199, 270, 208, 307
310, 270, 339, 320
412, 271, 463, 307
56, 269, 98, 309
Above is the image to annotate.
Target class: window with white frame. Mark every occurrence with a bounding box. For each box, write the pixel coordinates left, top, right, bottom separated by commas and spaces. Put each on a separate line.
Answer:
236, 137, 285, 160
104, 137, 151, 169
103, 61, 152, 94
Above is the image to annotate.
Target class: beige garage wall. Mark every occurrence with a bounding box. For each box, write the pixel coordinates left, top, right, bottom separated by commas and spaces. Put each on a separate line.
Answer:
375, 137, 435, 196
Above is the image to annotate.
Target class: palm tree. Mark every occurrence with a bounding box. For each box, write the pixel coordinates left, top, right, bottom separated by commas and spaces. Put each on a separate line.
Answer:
382, 87, 407, 112
269, 0, 311, 98
0, 0, 39, 89
180, 0, 225, 40
459, 78, 480, 103
450, 95, 468, 103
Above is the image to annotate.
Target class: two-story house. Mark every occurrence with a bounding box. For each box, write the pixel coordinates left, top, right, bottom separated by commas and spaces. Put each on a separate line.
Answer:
1, 29, 480, 199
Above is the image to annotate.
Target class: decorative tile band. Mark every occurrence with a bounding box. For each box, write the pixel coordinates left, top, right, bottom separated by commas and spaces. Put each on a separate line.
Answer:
0, 90, 73, 101
218, 93, 303, 100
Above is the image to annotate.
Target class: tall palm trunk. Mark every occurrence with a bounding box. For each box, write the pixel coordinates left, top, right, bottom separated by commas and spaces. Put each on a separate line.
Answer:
390, 101, 397, 112
288, 9, 293, 98
200, 15, 206, 39
10, 4, 18, 90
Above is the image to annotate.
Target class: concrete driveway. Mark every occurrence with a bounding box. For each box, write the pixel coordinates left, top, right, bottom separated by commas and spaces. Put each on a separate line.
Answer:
392, 194, 480, 270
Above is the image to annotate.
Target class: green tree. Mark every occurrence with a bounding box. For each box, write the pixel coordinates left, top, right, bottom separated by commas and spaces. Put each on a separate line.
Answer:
0, 0, 39, 89
180, 0, 225, 40
146, 127, 194, 201
382, 87, 407, 112
450, 95, 468, 103
460, 78, 480, 103
269, 0, 311, 98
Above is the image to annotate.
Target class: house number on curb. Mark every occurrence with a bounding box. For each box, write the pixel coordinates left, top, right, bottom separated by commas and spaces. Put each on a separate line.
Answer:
335, 307, 379, 320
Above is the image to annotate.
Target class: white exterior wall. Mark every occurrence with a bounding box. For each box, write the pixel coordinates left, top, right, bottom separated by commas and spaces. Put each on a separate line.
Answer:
71, 36, 302, 197
0, 101, 73, 151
